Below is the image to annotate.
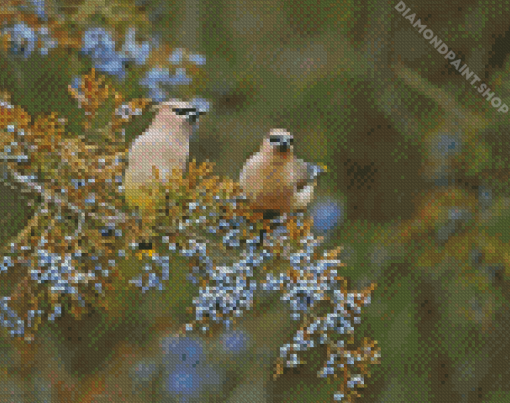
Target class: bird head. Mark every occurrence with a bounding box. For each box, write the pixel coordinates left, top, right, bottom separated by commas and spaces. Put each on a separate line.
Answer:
266, 128, 294, 154
151, 98, 207, 126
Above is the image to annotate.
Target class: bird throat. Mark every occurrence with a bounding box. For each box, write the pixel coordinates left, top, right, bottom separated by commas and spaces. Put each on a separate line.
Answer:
272, 151, 290, 162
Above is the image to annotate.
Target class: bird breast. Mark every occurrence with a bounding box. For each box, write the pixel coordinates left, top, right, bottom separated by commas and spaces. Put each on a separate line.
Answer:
126, 128, 189, 185
240, 154, 297, 211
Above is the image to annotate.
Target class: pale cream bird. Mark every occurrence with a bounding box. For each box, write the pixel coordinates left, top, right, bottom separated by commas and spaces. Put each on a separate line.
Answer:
123, 99, 205, 217
239, 128, 326, 215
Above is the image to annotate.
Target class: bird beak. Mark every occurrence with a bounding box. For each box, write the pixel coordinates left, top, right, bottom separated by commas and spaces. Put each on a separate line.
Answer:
189, 111, 207, 125
186, 112, 199, 125
276, 138, 292, 152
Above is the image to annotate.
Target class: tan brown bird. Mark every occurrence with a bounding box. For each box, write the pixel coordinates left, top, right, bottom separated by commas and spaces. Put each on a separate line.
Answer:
123, 99, 205, 216
239, 128, 326, 214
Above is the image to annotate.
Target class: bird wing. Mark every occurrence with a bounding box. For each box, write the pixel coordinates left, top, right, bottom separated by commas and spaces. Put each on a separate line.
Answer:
238, 152, 260, 194
291, 182, 316, 210
294, 159, 326, 190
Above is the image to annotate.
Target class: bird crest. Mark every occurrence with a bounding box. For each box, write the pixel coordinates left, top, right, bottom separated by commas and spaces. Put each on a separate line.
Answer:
155, 99, 206, 125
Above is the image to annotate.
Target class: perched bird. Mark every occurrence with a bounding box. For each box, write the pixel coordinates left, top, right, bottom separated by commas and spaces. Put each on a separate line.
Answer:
239, 128, 326, 216
123, 99, 205, 216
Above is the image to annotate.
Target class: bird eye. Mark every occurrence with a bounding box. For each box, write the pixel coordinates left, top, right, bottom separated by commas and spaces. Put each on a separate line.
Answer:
289, 138, 294, 144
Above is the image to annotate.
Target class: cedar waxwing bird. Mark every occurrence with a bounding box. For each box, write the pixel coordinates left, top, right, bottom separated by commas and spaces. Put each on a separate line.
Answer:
123, 99, 206, 216
239, 129, 327, 215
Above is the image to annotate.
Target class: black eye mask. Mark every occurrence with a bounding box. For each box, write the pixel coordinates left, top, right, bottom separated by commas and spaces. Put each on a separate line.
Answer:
172, 107, 197, 115
269, 136, 294, 144
172, 108, 205, 124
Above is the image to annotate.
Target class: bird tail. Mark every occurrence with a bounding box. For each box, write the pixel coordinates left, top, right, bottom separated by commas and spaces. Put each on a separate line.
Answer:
292, 163, 327, 211
291, 182, 317, 211
307, 163, 327, 181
